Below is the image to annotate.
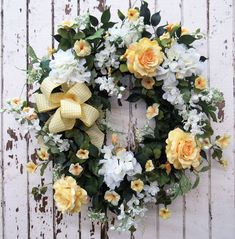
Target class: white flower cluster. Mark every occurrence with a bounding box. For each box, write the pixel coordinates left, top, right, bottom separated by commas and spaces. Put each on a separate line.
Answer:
107, 17, 145, 47
94, 41, 120, 75
95, 76, 125, 98
27, 62, 43, 84
137, 181, 160, 203
156, 42, 208, 135
49, 49, 91, 84
111, 196, 147, 231
43, 133, 70, 152
75, 12, 90, 30
98, 145, 142, 190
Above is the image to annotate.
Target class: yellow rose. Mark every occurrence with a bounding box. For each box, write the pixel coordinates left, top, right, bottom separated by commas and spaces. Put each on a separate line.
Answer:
26, 161, 37, 174
123, 38, 164, 78
195, 76, 207, 90
104, 191, 120, 206
127, 8, 139, 21
76, 149, 89, 160
53, 176, 87, 213
159, 208, 171, 219
74, 40, 91, 57
141, 77, 155, 89
215, 134, 230, 149
166, 128, 201, 169
145, 160, 154, 172
37, 148, 49, 160
146, 103, 159, 120
69, 163, 83, 176
131, 179, 144, 192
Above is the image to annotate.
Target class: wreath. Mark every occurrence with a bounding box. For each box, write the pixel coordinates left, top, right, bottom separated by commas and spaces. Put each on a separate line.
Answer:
2, 1, 230, 232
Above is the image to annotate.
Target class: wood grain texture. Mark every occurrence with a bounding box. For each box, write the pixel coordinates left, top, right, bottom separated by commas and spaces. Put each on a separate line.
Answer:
0, 0, 234, 238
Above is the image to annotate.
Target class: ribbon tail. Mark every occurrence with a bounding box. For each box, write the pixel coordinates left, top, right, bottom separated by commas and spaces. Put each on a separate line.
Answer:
49, 108, 76, 134
80, 103, 100, 127
86, 124, 104, 149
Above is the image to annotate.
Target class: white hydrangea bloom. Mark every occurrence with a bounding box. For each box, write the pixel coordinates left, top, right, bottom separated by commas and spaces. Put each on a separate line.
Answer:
138, 181, 160, 203
75, 12, 90, 30
99, 146, 142, 190
49, 49, 91, 84
108, 17, 145, 47
95, 76, 125, 98
94, 41, 120, 75
43, 133, 70, 152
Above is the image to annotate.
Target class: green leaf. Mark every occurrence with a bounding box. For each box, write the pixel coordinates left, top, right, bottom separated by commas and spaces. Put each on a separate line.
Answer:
156, 26, 165, 37
58, 28, 70, 39
192, 175, 200, 189
73, 31, 85, 40
126, 93, 142, 102
153, 148, 161, 159
101, 8, 111, 24
27, 46, 38, 61
90, 15, 99, 26
118, 9, 125, 21
85, 177, 99, 195
120, 64, 128, 73
40, 161, 50, 176
178, 35, 196, 45
179, 174, 192, 194
40, 186, 48, 195
140, 1, 151, 25
86, 28, 104, 40
151, 11, 161, 26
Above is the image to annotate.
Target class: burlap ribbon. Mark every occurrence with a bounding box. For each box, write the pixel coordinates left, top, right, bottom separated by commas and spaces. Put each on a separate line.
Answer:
35, 77, 104, 148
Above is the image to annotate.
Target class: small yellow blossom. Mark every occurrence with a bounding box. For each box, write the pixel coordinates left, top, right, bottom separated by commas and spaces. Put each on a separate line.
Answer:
26, 161, 37, 174
111, 134, 118, 145
69, 163, 83, 176
195, 76, 207, 90
165, 162, 172, 175
145, 160, 155, 172
127, 8, 139, 21
62, 20, 74, 29
37, 148, 49, 161
146, 103, 159, 120
10, 97, 23, 107
181, 27, 190, 35
74, 40, 91, 57
76, 149, 89, 160
22, 107, 38, 121
160, 32, 171, 41
215, 135, 230, 149
198, 138, 212, 150
219, 159, 228, 168
159, 208, 171, 219
47, 47, 56, 56
141, 77, 155, 90
166, 23, 180, 32
104, 191, 120, 206
131, 179, 144, 192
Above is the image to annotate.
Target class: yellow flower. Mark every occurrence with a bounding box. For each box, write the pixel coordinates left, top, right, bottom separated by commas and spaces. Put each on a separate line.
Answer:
74, 40, 91, 57
160, 32, 171, 41
69, 163, 83, 176
146, 103, 159, 120
215, 134, 230, 149
47, 47, 56, 56
165, 162, 172, 175
181, 27, 189, 35
10, 97, 23, 107
53, 176, 87, 213
62, 20, 74, 29
123, 38, 164, 78
26, 161, 37, 174
131, 179, 144, 192
76, 149, 89, 160
198, 138, 212, 150
127, 8, 139, 21
166, 128, 201, 169
159, 208, 171, 219
195, 76, 207, 90
141, 77, 155, 90
111, 134, 118, 145
166, 23, 180, 32
104, 191, 120, 206
37, 148, 49, 161
219, 159, 228, 168
145, 160, 154, 172
22, 107, 38, 121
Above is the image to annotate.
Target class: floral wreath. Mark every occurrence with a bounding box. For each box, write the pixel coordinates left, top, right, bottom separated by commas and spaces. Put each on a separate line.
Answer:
2, 1, 230, 232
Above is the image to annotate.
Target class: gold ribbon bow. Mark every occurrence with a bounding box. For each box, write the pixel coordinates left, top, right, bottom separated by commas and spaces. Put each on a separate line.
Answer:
35, 77, 104, 148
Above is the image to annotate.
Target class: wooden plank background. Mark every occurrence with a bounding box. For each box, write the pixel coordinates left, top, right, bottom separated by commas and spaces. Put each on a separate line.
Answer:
0, 0, 234, 238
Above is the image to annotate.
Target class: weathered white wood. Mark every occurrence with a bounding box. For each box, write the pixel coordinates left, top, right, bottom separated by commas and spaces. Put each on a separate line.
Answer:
2, 0, 28, 238
155, 1, 185, 239
27, 1, 54, 238
182, 1, 210, 238
53, 1, 81, 238
209, 1, 235, 239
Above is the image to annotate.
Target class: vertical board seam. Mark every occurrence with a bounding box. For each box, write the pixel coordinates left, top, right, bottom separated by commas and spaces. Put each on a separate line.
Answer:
0, 0, 4, 238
